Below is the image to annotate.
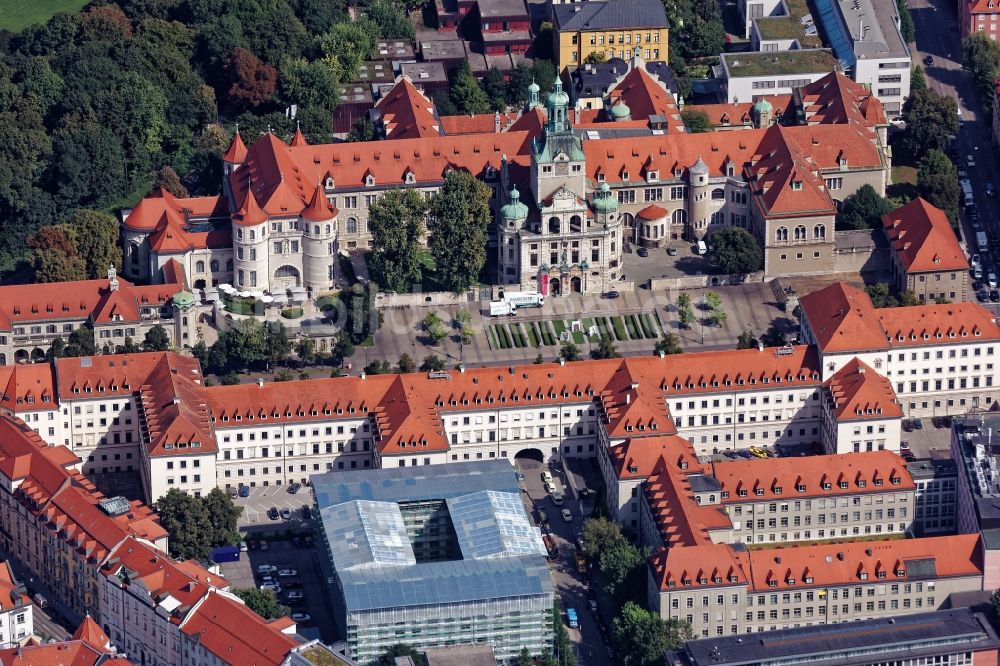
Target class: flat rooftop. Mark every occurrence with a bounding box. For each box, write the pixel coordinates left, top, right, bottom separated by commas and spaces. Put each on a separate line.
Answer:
477, 0, 529, 19
400, 61, 448, 84
373, 40, 415, 61
722, 49, 839, 77
837, 0, 909, 59
953, 414, 1000, 526
905, 457, 957, 481
670, 608, 1000, 665
420, 39, 467, 61
755, 0, 823, 46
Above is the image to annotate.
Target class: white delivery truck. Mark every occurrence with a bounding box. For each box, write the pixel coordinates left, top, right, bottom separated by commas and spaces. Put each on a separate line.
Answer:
489, 301, 515, 316
977, 231, 989, 252
962, 180, 975, 208
503, 291, 545, 308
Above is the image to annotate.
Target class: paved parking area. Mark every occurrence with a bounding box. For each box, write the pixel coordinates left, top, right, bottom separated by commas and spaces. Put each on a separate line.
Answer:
902, 417, 954, 460
622, 243, 712, 283
235, 484, 315, 528
219, 539, 334, 643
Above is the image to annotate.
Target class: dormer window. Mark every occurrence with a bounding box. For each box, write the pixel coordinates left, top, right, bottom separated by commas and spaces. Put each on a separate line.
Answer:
647, 171, 658, 182
791, 180, 803, 191
738, 489, 748, 497
877, 570, 886, 579
755, 488, 764, 496
622, 170, 629, 180
365, 174, 375, 187
773, 486, 782, 495
796, 484, 806, 492
325, 177, 334, 188
823, 482, 831, 490
858, 480, 867, 488
404, 171, 416, 184
859, 572, 868, 580
839, 481, 848, 489
597, 173, 605, 182
804, 576, 813, 583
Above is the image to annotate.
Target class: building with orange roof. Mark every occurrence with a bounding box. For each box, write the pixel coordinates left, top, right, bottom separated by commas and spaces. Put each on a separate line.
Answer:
821, 358, 903, 453
0, 560, 31, 648
0, 265, 190, 367
800, 281, 1000, 417
960, 0, 1000, 40
0, 616, 137, 665
882, 197, 970, 303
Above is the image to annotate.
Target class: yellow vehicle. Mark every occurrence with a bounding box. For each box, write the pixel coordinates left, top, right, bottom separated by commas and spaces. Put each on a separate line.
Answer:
749, 447, 768, 459
575, 552, 587, 575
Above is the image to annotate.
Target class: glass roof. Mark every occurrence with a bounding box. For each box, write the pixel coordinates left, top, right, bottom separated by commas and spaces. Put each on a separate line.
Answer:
320, 500, 415, 570
447, 490, 548, 560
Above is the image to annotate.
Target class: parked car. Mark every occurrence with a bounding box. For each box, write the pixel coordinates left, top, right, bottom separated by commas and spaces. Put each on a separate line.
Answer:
301, 506, 312, 520
228, 486, 238, 497
749, 446, 768, 458
913, 419, 924, 430
736, 450, 754, 459
543, 481, 556, 494
561, 508, 573, 522
238, 485, 250, 498
288, 483, 301, 494
260, 582, 281, 594
256, 564, 278, 574
537, 509, 549, 524
280, 508, 292, 520
900, 441, 910, 450
239, 540, 248, 552
286, 591, 304, 602
967, 154, 976, 167
637, 246, 649, 257
924, 54, 934, 66
991, 290, 1000, 302
603, 290, 621, 299
666, 246, 678, 256
291, 613, 311, 623
989, 272, 998, 289
541, 470, 552, 483
972, 254, 981, 267
278, 569, 297, 577
978, 290, 990, 303
259, 540, 269, 551
551, 492, 564, 506
973, 266, 983, 280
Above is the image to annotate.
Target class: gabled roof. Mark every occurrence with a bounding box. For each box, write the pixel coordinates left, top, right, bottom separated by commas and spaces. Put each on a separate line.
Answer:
610, 435, 700, 480
799, 282, 889, 352
877, 302, 1000, 347
650, 541, 750, 591
824, 358, 902, 420
123, 189, 228, 232
644, 458, 731, 547
375, 78, 442, 140
748, 124, 836, 217
179, 590, 299, 666
0, 561, 28, 612
794, 72, 887, 132
72, 615, 110, 650
881, 197, 969, 273
606, 67, 683, 129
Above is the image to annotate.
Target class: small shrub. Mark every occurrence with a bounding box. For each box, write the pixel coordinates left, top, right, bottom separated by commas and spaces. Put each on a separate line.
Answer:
281, 307, 304, 319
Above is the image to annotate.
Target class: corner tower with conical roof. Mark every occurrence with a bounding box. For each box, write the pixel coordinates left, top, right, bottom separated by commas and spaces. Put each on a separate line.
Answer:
530, 79, 586, 203
300, 184, 338, 291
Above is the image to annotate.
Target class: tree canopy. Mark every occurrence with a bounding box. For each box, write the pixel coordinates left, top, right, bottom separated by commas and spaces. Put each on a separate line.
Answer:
428, 171, 491, 292
708, 227, 763, 274
681, 108, 713, 133
155, 487, 242, 561
368, 189, 426, 293
900, 89, 960, 159
233, 588, 289, 621
837, 184, 894, 230
917, 149, 959, 222
612, 602, 692, 666
964, 33, 1000, 117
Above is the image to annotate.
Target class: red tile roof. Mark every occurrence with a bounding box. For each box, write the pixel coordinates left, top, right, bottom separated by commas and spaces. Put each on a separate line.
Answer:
301, 183, 337, 222
795, 72, 887, 132
637, 204, 668, 219
799, 282, 889, 353
440, 112, 517, 135
0, 641, 120, 665
711, 450, 913, 502
882, 197, 969, 273
0, 561, 28, 612
609, 435, 699, 480
744, 534, 981, 592
689, 96, 791, 127
376, 78, 442, 140
180, 591, 299, 666
72, 616, 110, 650
644, 458, 731, 547
0, 363, 57, 413
802, 281, 1000, 353
749, 124, 836, 218
123, 189, 228, 233
824, 358, 903, 420
222, 132, 248, 164
138, 355, 216, 457
650, 541, 751, 590
290, 126, 308, 147
606, 67, 685, 131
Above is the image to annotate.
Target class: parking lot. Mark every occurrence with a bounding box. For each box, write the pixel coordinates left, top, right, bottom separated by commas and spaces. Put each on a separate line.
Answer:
218, 537, 334, 643
901, 417, 954, 460
622, 243, 713, 285
234, 483, 316, 528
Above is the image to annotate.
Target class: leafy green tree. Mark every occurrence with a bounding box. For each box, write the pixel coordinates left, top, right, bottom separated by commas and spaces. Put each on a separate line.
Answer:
264, 321, 291, 365
591, 337, 620, 359
316, 21, 375, 83
143, 324, 171, 352
612, 602, 672, 666
296, 338, 317, 365
681, 108, 713, 133
449, 61, 490, 116
202, 487, 242, 547
911, 64, 927, 92
46, 337, 66, 361
428, 171, 491, 291
516, 648, 534, 666
918, 149, 960, 221
347, 117, 376, 142
423, 312, 448, 345
224, 318, 268, 369
582, 517, 622, 558
705, 291, 722, 310
760, 323, 787, 347
737, 330, 759, 349
366, 0, 415, 39
677, 293, 694, 329
897, 0, 915, 42
29, 226, 86, 283
483, 68, 509, 112
708, 227, 763, 273
866, 282, 899, 308
378, 644, 427, 666
368, 189, 426, 293
654, 333, 683, 355
901, 89, 960, 159
560, 341, 582, 361
396, 353, 417, 373
838, 184, 894, 230
66, 326, 97, 357
365, 359, 393, 375
599, 538, 646, 601
420, 354, 446, 372
507, 62, 535, 105
964, 33, 1000, 116
585, 51, 608, 64
233, 588, 289, 621
221, 372, 240, 385
277, 57, 340, 111
63, 209, 123, 279
532, 59, 557, 95
156, 487, 212, 560
340, 283, 381, 345
330, 330, 356, 365
117, 338, 141, 354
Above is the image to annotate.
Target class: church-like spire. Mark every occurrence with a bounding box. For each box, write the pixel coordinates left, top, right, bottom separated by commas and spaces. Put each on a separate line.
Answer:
222, 125, 248, 164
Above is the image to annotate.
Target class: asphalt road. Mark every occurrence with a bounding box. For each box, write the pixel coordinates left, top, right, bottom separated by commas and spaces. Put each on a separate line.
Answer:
909, 0, 1000, 313
515, 457, 618, 666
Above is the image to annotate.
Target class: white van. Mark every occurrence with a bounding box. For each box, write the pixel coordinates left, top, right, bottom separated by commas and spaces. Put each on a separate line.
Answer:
697, 240, 708, 255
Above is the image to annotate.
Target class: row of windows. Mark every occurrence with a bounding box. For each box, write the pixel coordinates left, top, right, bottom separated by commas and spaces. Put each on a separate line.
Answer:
775, 224, 826, 242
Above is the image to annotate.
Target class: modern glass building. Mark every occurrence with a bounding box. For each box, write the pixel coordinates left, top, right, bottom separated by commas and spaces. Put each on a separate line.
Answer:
313, 461, 554, 664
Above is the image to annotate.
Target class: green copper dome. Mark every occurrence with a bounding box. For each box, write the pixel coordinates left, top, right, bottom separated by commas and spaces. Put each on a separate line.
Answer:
173, 291, 196, 308
547, 80, 570, 110
500, 186, 529, 221
592, 182, 618, 214
754, 98, 773, 114
610, 101, 631, 119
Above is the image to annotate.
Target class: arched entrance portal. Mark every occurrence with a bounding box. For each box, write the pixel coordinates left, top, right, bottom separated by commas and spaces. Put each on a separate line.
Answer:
30, 348, 45, 362
13, 350, 27, 364
273, 265, 301, 291
514, 448, 544, 463
570, 276, 582, 293
549, 277, 562, 296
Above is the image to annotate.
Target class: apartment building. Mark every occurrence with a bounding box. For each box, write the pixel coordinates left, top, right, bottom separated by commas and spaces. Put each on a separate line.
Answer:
551, 0, 669, 71
0, 615, 131, 665
960, 0, 1000, 40
649, 534, 983, 638
800, 281, 1000, 416
0, 561, 30, 648
951, 415, 1000, 589
882, 198, 970, 303
907, 457, 958, 536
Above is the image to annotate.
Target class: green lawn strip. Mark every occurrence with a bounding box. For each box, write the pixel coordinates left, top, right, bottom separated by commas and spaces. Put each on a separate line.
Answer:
624, 315, 640, 340
572, 329, 585, 344
610, 316, 628, 341
552, 319, 567, 343
510, 323, 526, 347
486, 326, 499, 350
0, 0, 89, 33
639, 313, 656, 338
652, 311, 668, 335
596, 317, 611, 339
539, 320, 554, 345
526, 322, 540, 347
495, 325, 511, 348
